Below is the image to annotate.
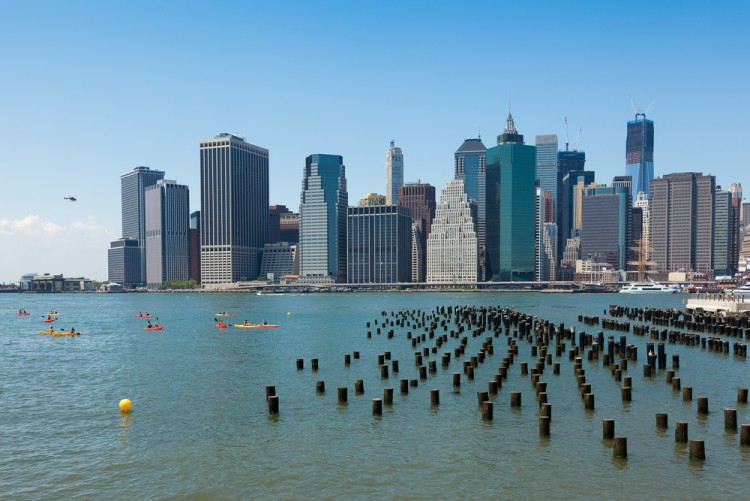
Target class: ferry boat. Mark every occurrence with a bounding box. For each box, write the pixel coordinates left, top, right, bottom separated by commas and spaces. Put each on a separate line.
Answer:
619, 280, 675, 294
729, 283, 750, 296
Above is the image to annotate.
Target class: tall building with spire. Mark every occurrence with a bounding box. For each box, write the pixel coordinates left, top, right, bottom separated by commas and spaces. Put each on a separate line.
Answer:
626, 112, 655, 202
385, 141, 403, 205
486, 113, 537, 281
426, 179, 477, 283
454, 137, 487, 279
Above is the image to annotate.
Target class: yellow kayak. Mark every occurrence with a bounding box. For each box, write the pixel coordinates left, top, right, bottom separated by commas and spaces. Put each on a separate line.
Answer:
39, 330, 82, 336
233, 324, 254, 328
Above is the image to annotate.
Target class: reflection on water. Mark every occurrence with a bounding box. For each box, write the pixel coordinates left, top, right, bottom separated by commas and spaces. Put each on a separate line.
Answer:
1, 291, 749, 498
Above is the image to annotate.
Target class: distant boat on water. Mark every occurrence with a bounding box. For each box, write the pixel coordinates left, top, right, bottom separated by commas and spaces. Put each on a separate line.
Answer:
619, 279, 675, 294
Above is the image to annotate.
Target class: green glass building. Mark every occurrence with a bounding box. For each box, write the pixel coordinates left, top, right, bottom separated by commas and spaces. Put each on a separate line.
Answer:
486, 114, 537, 281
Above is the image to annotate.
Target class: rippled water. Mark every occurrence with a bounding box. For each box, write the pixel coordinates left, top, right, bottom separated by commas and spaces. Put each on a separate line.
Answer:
1, 291, 748, 499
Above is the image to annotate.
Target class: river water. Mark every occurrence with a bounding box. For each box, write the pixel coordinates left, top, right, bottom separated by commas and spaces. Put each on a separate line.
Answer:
1, 291, 748, 499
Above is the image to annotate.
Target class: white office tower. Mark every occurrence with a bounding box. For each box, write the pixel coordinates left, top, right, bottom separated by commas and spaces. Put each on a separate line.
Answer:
385, 140, 403, 205
426, 179, 478, 283
634, 191, 650, 261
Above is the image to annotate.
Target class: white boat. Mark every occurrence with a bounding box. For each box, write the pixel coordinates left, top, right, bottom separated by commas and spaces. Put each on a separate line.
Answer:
730, 284, 750, 296
619, 280, 675, 294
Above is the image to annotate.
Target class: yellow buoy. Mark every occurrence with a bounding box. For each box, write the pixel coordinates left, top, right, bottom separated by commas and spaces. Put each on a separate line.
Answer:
119, 398, 132, 413
287, 312, 291, 316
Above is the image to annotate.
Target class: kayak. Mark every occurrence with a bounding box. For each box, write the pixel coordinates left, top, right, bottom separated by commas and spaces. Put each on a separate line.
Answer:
39, 330, 82, 336
134, 314, 152, 318
47, 313, 59, 316
234, 323, 278, 329
44, 318, 57, 323
145, 326, 163, 331
216, 324, 227, 329
216, 313, 236, 317
17, 312, 30, 316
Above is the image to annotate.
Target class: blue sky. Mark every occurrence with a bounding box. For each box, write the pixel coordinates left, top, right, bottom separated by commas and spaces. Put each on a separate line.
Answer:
0, 0, 748, 283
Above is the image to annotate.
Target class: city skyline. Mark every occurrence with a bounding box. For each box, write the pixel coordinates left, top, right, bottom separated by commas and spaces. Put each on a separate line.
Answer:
1, 1, 749, 283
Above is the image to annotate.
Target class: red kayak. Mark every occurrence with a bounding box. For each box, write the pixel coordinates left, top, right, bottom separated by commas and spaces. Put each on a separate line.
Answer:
144, 326, 163, 331
44, 318, 57, 323
216, 323, 227, 329
135, 314, 153, 318
17, 312, 30, 316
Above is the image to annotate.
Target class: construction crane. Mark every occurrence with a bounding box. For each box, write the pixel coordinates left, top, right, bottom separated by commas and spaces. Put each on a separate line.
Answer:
574, 127, 582, 151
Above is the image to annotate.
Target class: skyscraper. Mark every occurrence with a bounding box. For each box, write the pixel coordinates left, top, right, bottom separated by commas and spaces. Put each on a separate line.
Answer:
426, 179, 477, 284
385, 141, 403, 205
145, 180, 190, 289
189, 211, 200, 283
650, 172, 715, 276
634, 192, 651, 263
347, 205, 412, 283
714, 188, 731, 277
200, 133, 269, 285
117, 166, 165, 285
580, 182, 632, 271
455, 138, 487, 278
486, 113, 537, 281
626, 112, 655, 202
299, 154, 348, 283
560, 170, 595, 257
535, 134, 558, 223
398, 181, 436, 282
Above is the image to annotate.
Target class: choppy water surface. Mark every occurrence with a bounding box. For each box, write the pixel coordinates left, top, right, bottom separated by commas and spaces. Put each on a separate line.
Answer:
1, 292, 748, 499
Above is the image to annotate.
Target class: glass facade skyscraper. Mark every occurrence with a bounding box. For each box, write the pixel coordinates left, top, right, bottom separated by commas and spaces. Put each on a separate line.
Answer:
145, 180, 190, 289
535, 134, 558, 223
626, 113, 655, 202
116, 166, 165, 285
199, 133, 269, 285
454, 138, 487, 265
299, 154, 348, 282
385, 141, 403, 205
486, 114, 536, 281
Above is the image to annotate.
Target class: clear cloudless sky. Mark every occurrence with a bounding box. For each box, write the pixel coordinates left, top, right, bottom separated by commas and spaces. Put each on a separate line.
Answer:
0, 0, 748, 283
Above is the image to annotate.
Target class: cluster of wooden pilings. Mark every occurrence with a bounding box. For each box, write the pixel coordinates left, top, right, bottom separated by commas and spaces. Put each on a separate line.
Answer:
608, 305, 750, 338
266, 302, 750, 462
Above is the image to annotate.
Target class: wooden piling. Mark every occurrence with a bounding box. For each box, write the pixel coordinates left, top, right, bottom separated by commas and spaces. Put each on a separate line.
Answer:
539, 416, 551, 436
697, 396, 709, 415
738, 388, 749, 403
488, 380, 498, 395
430, 388, 440, 406
621, 386, 632, 402
584, 393, 595, 410
656, 412, 668, 429
311, 358, 318, 371
268, 395, 279, 415
380, 364, 389, 378
603, 419, 615, 439
482, 400, 493, 420
316, 381, 325, 394
265, 385, 276, 401
400, 378, 409, 394
675, 421, 688, 443
683, 386, 693, 401
344, 354, 351, 365
613, 437, 627, 458
740, 424, 750, 446
541, 402, 552, 421
453, 373, 461, 387
372, 398, 383, 416
383, 387, 394, 405
338, 387, 348, 402
296, 358, 304, 370
724, 408, 738, 430
355, 379, 364, 395
689, 440, 705, 460
511, 391, 522, 407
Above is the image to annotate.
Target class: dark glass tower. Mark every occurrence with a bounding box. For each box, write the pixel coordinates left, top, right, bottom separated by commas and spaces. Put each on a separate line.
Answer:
486, 114, 537, 281
299, 154, 348, 282
626, 113, 655, 202
119, 166, 165, 285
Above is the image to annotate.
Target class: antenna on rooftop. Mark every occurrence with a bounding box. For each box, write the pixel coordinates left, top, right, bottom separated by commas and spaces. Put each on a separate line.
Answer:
574, 127, 582, 151
564, 116, 570, 152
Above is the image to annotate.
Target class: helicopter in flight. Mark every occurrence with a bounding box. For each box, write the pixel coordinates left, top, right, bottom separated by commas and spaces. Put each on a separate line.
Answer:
64, 196, 77, 202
